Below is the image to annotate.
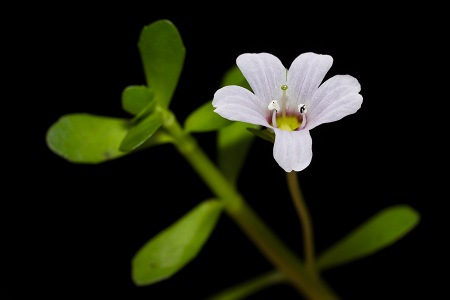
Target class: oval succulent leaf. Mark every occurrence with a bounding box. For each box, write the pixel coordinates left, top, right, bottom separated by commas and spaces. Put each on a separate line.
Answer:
132, 200, 223, 286
46, 113, 129, 164
317, 205, 420, 271
122, 85, 154, 116
119, 111, 163, 152
138, 19, 185, 108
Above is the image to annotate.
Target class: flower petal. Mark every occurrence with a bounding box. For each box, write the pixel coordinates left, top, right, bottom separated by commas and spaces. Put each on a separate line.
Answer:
213, 85, 270, 127
273, 129, 312, 172
306, 75, 363, 130
287, 53, 333, 109
237, 53, 286, 104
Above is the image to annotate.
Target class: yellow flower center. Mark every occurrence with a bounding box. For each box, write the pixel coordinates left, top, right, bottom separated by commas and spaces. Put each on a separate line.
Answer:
267, 85, 307, 132
276, 116, 301, 131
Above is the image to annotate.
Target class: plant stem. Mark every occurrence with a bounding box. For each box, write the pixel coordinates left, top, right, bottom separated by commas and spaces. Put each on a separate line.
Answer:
286, 171, 317, 279
160, 108, 338, 300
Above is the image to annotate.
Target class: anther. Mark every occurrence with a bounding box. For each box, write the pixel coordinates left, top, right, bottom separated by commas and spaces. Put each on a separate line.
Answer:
268, 100, 280, 112
298, 104, 307, 114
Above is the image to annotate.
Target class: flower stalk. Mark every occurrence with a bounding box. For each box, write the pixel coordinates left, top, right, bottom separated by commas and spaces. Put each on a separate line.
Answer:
286, 171, 317, 279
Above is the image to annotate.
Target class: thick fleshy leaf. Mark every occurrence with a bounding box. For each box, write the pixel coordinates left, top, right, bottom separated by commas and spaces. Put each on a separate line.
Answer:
218, 122, 258, 186
317, 205, 420, 271
119, 111, 162, 152
121, 85, 154, 115
46, 113, 129, 164
184, 65, 251, 133
138, 19, 185, 108
132, 200, 223, 286
136, 130, 174, 150
131, 96, 158, 124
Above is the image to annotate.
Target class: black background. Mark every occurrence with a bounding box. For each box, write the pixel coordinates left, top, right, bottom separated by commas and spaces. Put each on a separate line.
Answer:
7, 4, 442, 300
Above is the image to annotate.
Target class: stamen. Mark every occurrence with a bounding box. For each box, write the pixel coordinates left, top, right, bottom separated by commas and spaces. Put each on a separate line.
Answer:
268, 100, 280, 112
298, 103, 307, 114
271, 110, 277, 127
299, 114, 307, 130
298, 104, 307, 130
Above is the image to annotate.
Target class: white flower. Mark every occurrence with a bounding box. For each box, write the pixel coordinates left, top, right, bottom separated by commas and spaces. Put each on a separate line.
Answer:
212, 52, 363, 172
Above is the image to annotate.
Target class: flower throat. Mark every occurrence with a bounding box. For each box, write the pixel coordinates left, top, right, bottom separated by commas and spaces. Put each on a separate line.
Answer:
268, 85, 306, 132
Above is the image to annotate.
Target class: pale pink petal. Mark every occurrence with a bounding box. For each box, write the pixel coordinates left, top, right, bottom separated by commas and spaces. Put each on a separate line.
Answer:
213, 85, 270, 127
237, 53, 287, 104
305, 75, 362, 130
273, 129, 312, 172
287, 53, 333, 109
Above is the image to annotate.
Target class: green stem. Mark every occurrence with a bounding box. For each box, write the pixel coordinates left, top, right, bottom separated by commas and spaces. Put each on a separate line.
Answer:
286, 171, 317, 279
160, 108, 338, 300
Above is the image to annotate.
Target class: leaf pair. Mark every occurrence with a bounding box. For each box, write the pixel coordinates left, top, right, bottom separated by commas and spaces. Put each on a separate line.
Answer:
46, 20, 185, 163
131, 202, 420, 290
119, 20, 185, 151
206, 204, 420, 299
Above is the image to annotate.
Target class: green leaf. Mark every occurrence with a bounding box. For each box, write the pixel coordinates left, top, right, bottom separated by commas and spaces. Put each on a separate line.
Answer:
46, 113, 129, 164
218, 122, 258, 186
132, 199, 223, 286
119, 111, 163, 152
183, 65, 250, 133
184, 101, 232, 132
133, 129, 174, 151
121, 85, 154, 115
138, 19, 185, 108
317, 205, 420, 271
131, 96, 158, 124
